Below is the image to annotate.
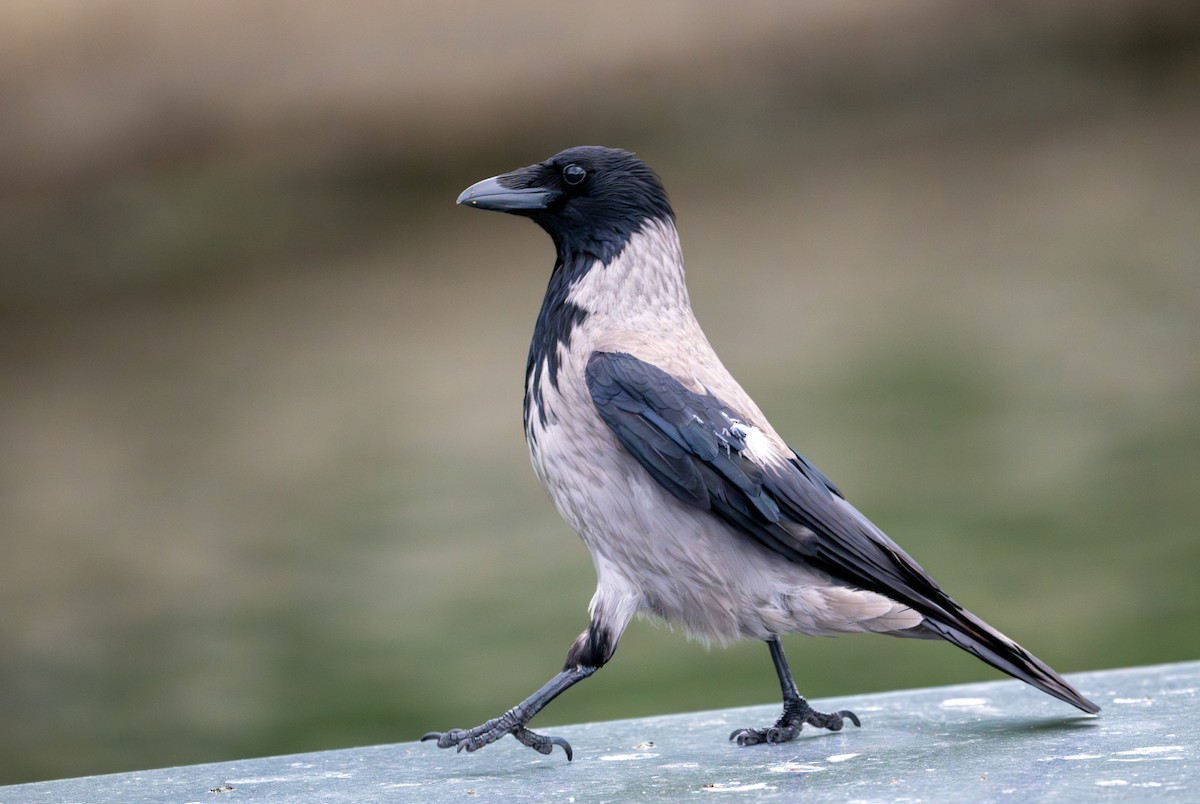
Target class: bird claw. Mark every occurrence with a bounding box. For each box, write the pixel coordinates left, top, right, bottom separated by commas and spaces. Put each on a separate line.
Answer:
730, 703, 860, 746
420, 728, 487, 753
728, 723, 806, 745
513, 726, 575, 761
837, 709, 862, 728
421, 719, 574, 760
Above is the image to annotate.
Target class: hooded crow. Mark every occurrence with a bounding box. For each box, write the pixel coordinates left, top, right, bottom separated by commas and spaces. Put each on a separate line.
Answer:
423, 146, 1098, 761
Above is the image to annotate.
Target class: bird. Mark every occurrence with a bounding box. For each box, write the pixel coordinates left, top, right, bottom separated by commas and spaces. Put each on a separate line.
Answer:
422, 146, 1098, 762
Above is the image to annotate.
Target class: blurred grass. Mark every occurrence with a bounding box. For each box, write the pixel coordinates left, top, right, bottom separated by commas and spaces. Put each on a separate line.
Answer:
2, 0, 1200, 786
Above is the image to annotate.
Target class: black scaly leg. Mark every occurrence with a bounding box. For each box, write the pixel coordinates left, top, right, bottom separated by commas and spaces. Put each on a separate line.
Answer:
423, 621, 614, 761
422, 666, 595, 760
730, 636, 861, 746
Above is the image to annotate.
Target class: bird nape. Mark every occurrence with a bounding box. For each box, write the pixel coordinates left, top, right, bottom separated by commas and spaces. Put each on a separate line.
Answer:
422, 146, 1098, 762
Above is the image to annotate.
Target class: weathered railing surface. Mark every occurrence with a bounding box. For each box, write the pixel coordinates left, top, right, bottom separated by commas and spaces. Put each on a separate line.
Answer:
1, 662, 1194, 802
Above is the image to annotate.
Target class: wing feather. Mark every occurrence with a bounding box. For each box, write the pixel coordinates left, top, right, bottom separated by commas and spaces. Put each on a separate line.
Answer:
586, 349, 936, 606
585, 349, 1099, 714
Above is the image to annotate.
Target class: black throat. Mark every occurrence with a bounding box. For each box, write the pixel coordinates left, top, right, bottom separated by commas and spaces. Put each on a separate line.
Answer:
524, 249, 593, 437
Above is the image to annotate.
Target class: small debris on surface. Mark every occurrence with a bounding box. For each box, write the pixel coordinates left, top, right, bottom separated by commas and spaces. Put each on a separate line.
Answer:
701, 781, 773, 792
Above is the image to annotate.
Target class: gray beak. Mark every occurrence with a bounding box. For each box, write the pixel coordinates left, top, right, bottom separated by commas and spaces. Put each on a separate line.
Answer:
457, 174, 553, 212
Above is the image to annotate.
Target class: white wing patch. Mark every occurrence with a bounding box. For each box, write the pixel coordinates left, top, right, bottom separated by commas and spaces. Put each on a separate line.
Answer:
726, 419, 782, 466
740, 425, 776, 463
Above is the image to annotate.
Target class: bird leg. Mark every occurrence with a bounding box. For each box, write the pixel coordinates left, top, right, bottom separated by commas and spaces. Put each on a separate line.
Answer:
422, 664, 596, 761
730, 636, 861, 746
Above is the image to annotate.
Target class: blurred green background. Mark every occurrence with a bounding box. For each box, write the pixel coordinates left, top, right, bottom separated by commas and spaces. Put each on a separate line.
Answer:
2, 0, 1199, 786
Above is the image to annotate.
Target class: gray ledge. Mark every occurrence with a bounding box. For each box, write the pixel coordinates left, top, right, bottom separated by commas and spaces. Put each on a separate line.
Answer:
2, 662, 1195, 802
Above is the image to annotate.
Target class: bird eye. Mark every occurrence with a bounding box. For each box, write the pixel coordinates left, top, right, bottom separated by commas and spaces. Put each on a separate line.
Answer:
562, 164, 587, 186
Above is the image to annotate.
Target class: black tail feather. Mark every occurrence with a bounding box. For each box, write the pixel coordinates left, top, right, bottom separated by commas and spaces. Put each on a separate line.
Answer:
920, 610, 1100, 714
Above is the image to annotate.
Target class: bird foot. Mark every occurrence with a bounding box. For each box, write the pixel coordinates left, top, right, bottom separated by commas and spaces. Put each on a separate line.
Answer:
730, 699, 860, 746
421, 708, 575, 760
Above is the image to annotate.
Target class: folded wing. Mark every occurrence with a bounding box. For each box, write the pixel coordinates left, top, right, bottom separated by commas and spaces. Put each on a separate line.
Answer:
585, 350, 1098, 713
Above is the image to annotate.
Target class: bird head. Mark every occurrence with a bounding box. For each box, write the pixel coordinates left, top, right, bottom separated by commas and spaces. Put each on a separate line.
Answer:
457, 146, 674, 263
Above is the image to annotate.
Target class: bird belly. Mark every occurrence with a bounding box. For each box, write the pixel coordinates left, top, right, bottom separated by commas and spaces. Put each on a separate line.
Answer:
528, 395, 920, 645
